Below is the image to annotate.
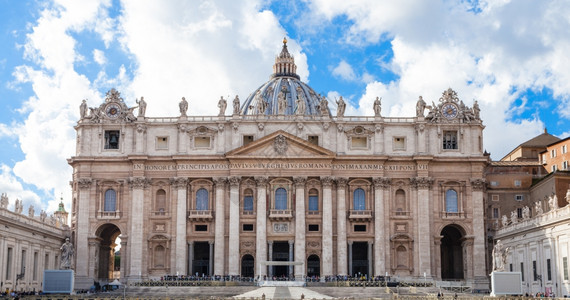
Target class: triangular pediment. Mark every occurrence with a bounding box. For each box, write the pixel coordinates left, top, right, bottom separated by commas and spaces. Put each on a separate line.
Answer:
225, 130, 335, 159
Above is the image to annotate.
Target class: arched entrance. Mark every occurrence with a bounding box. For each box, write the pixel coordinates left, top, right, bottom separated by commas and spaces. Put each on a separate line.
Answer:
95, 223, 121, 282
440, 225, 464, 280
307, 255, 320, 278
241, 254, 254, 278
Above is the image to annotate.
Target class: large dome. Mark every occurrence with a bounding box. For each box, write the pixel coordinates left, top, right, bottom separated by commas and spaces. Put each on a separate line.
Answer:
241, 39, 330, 116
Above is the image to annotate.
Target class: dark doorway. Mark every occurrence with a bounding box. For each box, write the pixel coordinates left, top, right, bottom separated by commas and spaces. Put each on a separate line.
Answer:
95, 223, 121, 281
441, 225, 464, 279
352, 242, 369, 277
272, 241, 290, 278
241, 254, 254, 278
307, 255, 320, 277
192, 242, 210, 276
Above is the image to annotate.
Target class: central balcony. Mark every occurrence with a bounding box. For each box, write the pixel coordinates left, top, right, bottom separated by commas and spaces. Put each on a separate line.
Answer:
348, 209, 373, 221
268, 209, 293, 220
188, 210, 214, 221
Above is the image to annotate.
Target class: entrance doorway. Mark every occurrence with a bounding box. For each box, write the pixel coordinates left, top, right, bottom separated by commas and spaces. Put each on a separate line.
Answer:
241, 254, 254, 278
307, 255, 320, 278
272, 242, 290, 278
95, 223, 121, 281
440, 225, 464, 279
351, 242, 369, 277
192, 242, 211, 276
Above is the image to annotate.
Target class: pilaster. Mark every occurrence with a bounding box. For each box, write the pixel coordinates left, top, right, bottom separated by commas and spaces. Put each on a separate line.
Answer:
336, 177, 348, 276
228, 176, 241, 275
293, 176, 306, 279
213, 177, 227, 275
411, 176, 433, 277
321, 176, 334, 278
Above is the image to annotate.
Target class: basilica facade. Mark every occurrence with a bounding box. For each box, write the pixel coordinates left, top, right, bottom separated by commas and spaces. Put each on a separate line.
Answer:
69, 40, 488, 289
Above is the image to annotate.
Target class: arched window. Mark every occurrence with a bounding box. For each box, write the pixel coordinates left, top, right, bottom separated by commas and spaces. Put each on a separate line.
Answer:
155, 189, 166, 212
395, 189, 406, 212
308, 189, 319, 211
275, 188, 287, 210
353, 188, 365, 210
396, 245, 408, 268
445, 189, 458, 212
154, 245, 165, 268
243, 188, 253, 212
196, 188, 209, 210
104, 189, 116, 211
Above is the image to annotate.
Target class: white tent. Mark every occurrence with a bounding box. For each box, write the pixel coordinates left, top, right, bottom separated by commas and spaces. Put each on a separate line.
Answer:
109, 279, 122, 286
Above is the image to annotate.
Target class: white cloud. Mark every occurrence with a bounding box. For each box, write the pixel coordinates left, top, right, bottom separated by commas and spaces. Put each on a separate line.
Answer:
332, 60, 357, 81
0, 164, 42, 212
93, 49, 106, 65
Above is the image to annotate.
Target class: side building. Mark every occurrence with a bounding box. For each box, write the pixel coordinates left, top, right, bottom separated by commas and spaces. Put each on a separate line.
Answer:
0, 195, 70, 293
68, 40, 489, 290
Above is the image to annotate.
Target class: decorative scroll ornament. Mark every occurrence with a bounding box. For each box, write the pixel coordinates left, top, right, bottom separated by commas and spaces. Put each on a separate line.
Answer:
129, 176, 150, 189
320, 176, 334, 188
229, 176, 241, 187
335, 177, 348, 187
274, 134, 288, 155
470, 178, 485, 191
78, 178, 93, 189
293, 176, 307, 187
213, 177, 228, 187
273, 223, 289, 232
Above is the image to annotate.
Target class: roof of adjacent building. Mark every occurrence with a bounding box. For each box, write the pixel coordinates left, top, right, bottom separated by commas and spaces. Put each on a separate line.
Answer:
501, 129, 560, 161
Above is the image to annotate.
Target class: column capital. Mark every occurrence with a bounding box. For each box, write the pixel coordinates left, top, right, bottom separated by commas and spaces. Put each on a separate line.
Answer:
213, 177, 228, 187
470, 178, 486, 191
129, 176, 150, 189
410, 177, 433, 190
293, 176, 307, 187
288, 240, 295, 245
348, 240, 354, 245
78, 178, 93, 189
320, 176, 334, 188
208, 240, 214, 245
229, 176, 241, 187
335, 177, 348, 187
170, 177, 188, 189
255, 176, 269, 186
268, 240, 273, 246
373, 177, 391, 189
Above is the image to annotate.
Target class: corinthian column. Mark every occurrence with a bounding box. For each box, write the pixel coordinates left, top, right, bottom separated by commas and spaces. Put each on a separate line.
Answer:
373, 177, 390, 276
228, 176, 241, 276
336, 177, 348, 276
255, 176, 269, 278
172, 177, 188, 275
75, 178, 92, 282
129, 176, 149, 280
213, 177, 227, 275
293, 176, 307, 279
411, 176, 433, 277
321, 176, 334, 278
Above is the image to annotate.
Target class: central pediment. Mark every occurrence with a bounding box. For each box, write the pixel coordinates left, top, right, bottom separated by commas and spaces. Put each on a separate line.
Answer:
225, 130, 335, 159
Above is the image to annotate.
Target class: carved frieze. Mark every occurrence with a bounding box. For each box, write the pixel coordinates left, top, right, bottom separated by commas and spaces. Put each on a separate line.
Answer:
470, 178, 485, 191
373, 177, 391, 189
241, 241, 254, 249
307, 241, 320, 248
129, 176, 150, 189
410, 177, 433, 189
78, 178, 93, 189
273, 223, 289, 233
170, 177, 188, 189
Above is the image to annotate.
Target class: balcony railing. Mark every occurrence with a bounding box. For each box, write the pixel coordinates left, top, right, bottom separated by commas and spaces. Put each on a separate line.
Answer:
268, 209, 293, 220
188, 210, 214, 220
440, 211, 467, 218
393, 210, 410, 217
97, 211, 121, 219
349, 210, 373, 221
307, 211, 320, 216
151, 210, 170, 217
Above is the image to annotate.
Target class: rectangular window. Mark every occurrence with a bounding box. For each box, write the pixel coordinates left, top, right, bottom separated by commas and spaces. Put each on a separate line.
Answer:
104, 130, 120, 149
354, 225, 367, 232
195, 225, 208, 232
515, 195, 523, 201
510, 263, 513, 272
443, 131, 458, 149
551, 149, 557, 158
514, 180, 521, 187
243, 135, 254, 146
563, 161, 568, 170
517, 208, 523, 218
542, 154, 547, 164
562, 257, 568, 280
194, 136, 211, 148
492, 194, 499, 201
552, 165, 557, 172
493, 207, 499, 219
351, 137, 367, 149
21, 250, 26, 274
533, 260, 537, 281
6, 247, 12, 278
308, 135, 319, 146
242, 224, 254, 232
562, 145, 568, 154
521, 262, 525, 281
243, 195, 254, 211
308, 224, 319, 232
547, 259, 551, 281
393, 137, 406, 151
308, 195, 318, 211
156, 137, 168, 150
490, 181, 499, 187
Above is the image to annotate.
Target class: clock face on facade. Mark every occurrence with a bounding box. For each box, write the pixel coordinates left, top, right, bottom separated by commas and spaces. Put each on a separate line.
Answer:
442, 103, 458, 119
105, 103, 121, 119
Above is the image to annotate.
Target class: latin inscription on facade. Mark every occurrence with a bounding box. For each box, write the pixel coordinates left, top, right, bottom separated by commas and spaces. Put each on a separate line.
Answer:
134, 163, 428, 172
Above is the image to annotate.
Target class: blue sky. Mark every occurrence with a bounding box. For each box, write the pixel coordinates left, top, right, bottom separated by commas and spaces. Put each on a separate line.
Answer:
0, 0, 569, 213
